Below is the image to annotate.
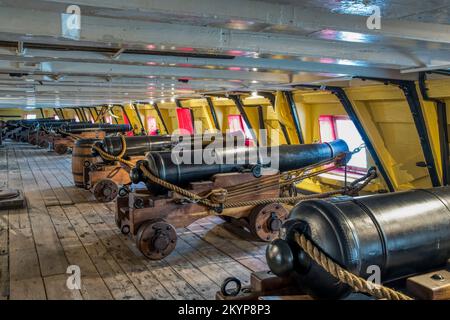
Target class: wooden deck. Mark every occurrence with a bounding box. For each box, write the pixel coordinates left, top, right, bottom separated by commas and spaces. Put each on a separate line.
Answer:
0, 141, 267, 300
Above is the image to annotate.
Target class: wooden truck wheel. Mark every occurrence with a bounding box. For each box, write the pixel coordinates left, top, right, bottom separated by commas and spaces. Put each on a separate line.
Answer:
39, 140, 49, 149
136, 219, 177, 260
248, 203, 288, 242
93, 179, 119, 203
54, 144, 68, 155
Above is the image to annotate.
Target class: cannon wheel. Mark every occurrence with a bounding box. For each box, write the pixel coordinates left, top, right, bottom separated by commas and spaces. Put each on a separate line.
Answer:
136, 219, 177, 260
248, 203, 288, 242
93, 179, 119, 203
39, 140, 49, 149
54, 144, 68, 155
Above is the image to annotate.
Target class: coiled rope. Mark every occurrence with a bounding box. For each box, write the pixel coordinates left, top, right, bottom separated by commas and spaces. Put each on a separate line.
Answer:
294, 233, 413, 300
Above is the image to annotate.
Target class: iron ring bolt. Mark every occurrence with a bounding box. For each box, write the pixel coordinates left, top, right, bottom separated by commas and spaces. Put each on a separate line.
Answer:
134, 198, 145, 209
214, 204, 224, 214
220, 277, 242, 297
252, 164, 262, 178
118, 187, 129, 197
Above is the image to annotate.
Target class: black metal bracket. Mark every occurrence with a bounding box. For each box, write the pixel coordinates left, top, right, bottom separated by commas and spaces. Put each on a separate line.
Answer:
119, 105, 133, 131
229, 94, 259, 145
58, 108, 65, 120
110, 106, 119, 124
356, 77, 441, 187
93, 106, 103, 123
38, 108, 45, 118
419, 72, 449, 185
83, 107, 91, 121
293, 84, 395, 192
71, 108, 85, 122
133, 103, 147, 135
206, 97, 221, 131
258, 92, 276, 108
257, 105, 265, 131
283, 91, 305, 144
152, 102, 169, 134
87, 108, 96, 122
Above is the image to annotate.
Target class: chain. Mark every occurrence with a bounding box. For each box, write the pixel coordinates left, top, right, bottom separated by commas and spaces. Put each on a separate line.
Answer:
351, 143, 366, 155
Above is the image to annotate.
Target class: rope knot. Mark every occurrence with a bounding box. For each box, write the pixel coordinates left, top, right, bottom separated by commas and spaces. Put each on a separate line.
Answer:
207, 188, 228, 204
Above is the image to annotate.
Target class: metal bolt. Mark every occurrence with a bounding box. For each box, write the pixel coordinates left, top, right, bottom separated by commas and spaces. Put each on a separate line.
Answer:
431, 273, 445, 281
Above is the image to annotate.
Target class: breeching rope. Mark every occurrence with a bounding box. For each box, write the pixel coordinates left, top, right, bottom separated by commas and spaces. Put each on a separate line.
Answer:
91, 135, 377, 210
294, 233, 413, 300
57, 129, 83, 141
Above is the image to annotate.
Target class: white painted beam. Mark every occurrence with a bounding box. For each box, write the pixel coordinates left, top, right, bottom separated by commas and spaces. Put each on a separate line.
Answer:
0, 47, 417, 80
0, 6, 445, 68
37, 0, 450, 43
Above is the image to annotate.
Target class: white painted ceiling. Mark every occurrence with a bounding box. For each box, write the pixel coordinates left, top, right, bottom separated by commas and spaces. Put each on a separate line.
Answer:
0, 0, 449, 108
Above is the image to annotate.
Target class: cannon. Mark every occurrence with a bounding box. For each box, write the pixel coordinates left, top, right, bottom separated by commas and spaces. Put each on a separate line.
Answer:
97, 133, 232, 159
266, 186, 450, 299
132, 139, 349, 192
76, 135, 181, 201
51, 123, 133, 154
85, 133, 235, 201
116, 140, 358, 260
60, 123, 132, 134
83, 134, 224, 202
95, 135, 175, 158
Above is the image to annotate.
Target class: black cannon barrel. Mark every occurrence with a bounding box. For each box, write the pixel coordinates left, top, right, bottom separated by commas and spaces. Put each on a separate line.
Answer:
133, 139, 349, 190
6, 119, 70, 129
10, 118, 73, 124
61, 123, 132, 133
99, 135, 175, 157
266, 186, 450, 299
39, 121, 91, 129
98, 134, 231, 158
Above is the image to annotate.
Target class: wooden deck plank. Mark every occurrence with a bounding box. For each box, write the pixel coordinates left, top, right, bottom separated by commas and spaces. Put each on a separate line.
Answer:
47, 204, 140, 300
0, 210, 8, 300
82, 202, 208, 300
177, 232, 252, 287
62, 204, 173, 300
90, 202, 221, 300
46, 205, 113, 300
187, 221, 268, 272
93, 202, 250, 298
0, 147, 9, 299
24, 155, 131, 301
5, 146, 46, 300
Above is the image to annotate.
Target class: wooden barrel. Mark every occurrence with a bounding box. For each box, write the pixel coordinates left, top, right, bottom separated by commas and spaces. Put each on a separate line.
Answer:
72, 138, 100, 188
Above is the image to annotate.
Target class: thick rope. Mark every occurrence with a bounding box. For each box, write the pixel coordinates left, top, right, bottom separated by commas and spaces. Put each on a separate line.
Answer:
92, 135, 135, 167
58, 129, 83, 141
91, 138, 377, 209
294, 233, 413, 300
